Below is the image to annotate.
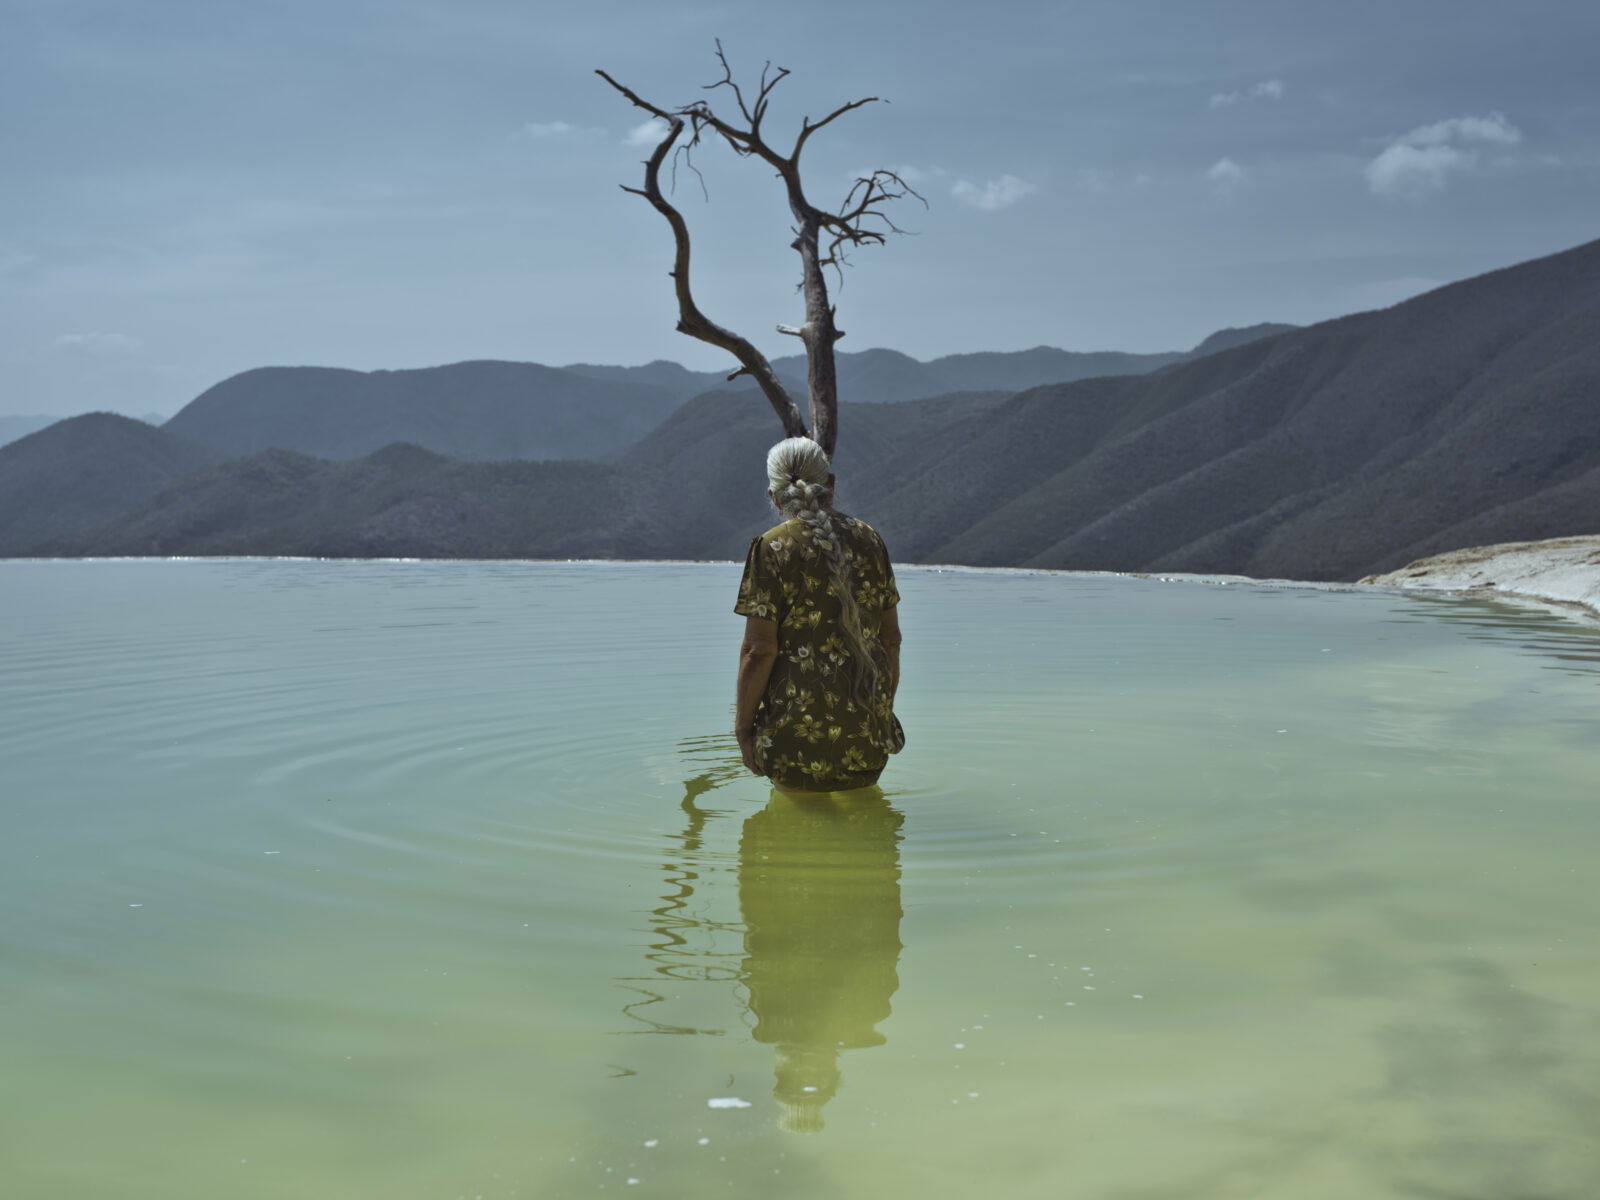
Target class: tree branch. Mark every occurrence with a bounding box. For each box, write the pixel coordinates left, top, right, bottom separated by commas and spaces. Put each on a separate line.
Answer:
594, 68, 676, 122
598, 48, 917, 457
793, 96, 881, 160
815, 169, 926, 277
594, 79, 809, 440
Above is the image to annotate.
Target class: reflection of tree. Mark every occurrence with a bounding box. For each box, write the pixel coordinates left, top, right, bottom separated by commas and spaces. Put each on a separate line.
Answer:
738, 788, 904, 1133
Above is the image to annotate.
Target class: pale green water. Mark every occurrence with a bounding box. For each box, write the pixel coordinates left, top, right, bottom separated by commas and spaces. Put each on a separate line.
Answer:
3, 559, 1599, 1200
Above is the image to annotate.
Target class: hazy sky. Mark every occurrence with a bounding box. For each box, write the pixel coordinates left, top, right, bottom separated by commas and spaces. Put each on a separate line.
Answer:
4, 0, 1597, 417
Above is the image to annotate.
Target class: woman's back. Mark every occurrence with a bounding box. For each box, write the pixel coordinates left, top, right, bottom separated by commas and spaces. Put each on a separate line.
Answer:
738, 513, 898, 628
735, 511, 902, 791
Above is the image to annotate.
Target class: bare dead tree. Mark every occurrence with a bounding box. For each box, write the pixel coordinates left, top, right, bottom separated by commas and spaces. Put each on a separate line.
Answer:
597, 43, 921, 457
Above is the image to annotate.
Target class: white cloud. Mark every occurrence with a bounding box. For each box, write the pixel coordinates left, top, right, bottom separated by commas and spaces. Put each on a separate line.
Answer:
951, 174, 1036, 211
1364, 143, 1473, 199
51, 332, 144, 355
846, 163, 942, 185
1209, 79, 1285, 109
625, 119, 669, 147
523, 120, 576, 138
1206, 157, 1246, 196
1364, 111, 1522, 199
1401, 112, 1521, 148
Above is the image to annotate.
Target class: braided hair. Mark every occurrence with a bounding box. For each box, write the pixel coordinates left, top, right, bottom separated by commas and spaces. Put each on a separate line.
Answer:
765, 437, 882, 707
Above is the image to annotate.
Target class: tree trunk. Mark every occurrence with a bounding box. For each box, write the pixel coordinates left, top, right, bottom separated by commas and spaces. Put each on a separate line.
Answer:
792, 212, 841, 458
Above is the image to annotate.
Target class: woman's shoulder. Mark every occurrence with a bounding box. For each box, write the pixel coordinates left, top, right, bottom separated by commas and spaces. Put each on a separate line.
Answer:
835, 512, 888, 549
757, 517, 806, 545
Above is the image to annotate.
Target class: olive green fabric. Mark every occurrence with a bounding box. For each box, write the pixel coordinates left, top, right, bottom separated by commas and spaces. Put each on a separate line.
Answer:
734, 513, 903, 792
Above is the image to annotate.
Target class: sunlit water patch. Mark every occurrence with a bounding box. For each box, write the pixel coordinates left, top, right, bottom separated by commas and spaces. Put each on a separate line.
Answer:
3, 559, 1598, 1199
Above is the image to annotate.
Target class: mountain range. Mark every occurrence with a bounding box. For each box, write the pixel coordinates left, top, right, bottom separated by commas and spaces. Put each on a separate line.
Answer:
5, 238, 1598, 579
160, 360, 684, 463
562, 324, 1292, 406
142, 324, 1293, 465
0, 326, 1281, 553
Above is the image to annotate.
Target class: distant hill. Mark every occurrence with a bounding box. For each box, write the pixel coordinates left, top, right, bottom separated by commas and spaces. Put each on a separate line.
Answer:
161, 360, 684, 463
0, 414, 219, 554
34, 392, 1009, 560
563, 325, 1297, 406
1185, 323, 1297, 357
556, 358, 716, 399
140, 329, 1290, 472
31, 443, 656, 559
0, 415, 59, 449
849, 240, 1600, 580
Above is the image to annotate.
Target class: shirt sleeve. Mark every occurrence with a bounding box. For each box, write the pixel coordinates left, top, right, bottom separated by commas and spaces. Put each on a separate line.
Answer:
880, 535, 900, 609
734, 536, 784, 621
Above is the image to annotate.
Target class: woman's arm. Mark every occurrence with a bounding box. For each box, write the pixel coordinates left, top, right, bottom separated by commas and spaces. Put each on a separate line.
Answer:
735, 615, 779, 773
879, 604, 902, 706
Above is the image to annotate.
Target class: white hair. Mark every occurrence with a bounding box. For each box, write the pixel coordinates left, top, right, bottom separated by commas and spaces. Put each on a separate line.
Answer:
764, 437, 881, 706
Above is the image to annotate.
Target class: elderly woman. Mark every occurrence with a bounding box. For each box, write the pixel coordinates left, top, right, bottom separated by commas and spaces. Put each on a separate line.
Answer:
734, 437, 904, 792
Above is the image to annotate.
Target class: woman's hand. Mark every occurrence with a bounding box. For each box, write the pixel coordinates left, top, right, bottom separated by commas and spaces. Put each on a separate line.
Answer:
736, 726, 762, 775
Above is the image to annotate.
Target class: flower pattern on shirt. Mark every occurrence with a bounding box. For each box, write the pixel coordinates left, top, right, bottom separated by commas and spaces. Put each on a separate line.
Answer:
735, 513, 904, 791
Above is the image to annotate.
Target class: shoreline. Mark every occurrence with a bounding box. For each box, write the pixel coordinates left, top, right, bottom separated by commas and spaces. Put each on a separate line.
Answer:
8, 538, 1598, 627
1357, 535, 1600, 629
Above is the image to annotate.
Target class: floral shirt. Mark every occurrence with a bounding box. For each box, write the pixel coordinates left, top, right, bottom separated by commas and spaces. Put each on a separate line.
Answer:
735, 513, 903, 791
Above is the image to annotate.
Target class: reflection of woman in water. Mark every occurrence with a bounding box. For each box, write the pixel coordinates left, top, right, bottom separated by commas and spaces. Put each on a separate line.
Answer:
738, 786, 903, 1133
734, 437, 905, 792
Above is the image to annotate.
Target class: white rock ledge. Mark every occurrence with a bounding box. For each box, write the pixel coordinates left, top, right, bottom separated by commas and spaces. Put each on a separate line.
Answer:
1358, 534, 1600, 627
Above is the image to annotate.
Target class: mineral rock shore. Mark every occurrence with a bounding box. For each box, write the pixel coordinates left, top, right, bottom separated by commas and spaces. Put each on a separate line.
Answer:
1358, 534, 1600, 625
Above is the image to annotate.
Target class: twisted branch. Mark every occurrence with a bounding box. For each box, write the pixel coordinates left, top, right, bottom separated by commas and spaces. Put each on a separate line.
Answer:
597, 45, 917, 457
597, 74, 806, 439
